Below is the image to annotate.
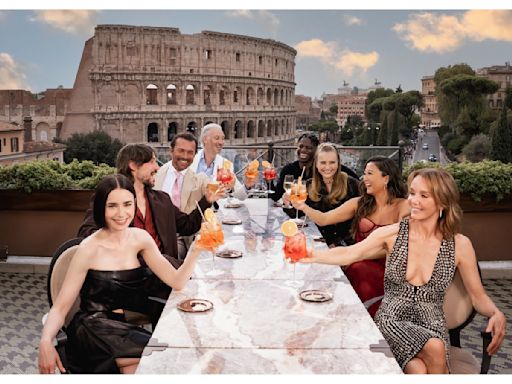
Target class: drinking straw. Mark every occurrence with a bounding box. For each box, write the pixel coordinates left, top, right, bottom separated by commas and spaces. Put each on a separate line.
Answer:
301, 213, 308, 230
195, 200, 207, 221
300, 166, 305, 180
271, 153, 275, 165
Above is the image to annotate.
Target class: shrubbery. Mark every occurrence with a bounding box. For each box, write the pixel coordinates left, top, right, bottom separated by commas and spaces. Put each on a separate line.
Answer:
404, 160, 512, 202
0, 160, 116, 193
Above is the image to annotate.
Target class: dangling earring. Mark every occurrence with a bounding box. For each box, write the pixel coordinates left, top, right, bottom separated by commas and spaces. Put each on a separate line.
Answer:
439, 209, 443, 219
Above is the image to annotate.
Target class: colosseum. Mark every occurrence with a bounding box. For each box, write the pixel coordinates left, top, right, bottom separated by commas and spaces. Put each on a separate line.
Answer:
61, 24, 297, 156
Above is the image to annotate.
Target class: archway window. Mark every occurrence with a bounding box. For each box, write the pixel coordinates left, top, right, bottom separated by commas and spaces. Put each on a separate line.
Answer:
257, 88, 264, 106
234, 120, 243, 139
146, 84, 158, 105
166, 84, 176, 105
266, 88, 272, 105
147, 122, 159, 142
186, 84, 195, 105
204, 85, 212, 105
247, 120, 255, 138
267, 120, 272, 137
273, 89, 279, 106
246, 87, 255, 106
168, 122, 178, 141
221, 121, 230, 140
257, 121, 265, 137
187, 121, 197, 135
219, 87, 227, 105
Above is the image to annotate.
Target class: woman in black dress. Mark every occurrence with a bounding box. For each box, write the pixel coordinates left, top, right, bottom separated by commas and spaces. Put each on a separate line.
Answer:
284, 142, 360, 247
38, 174, 208, 374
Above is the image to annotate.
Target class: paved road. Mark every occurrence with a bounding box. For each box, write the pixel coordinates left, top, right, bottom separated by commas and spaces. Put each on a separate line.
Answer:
413, 130, 448, 164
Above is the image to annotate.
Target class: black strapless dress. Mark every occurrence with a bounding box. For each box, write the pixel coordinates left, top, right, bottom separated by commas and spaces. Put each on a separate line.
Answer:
65, 267, 155, 373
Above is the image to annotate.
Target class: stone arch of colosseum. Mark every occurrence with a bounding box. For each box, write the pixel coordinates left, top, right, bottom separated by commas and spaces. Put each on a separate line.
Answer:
61, 25, 297, 148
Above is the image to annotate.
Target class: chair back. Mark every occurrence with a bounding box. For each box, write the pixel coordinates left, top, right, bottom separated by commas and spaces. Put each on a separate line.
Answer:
47, 238, 83, 327
443, 268, 474, 329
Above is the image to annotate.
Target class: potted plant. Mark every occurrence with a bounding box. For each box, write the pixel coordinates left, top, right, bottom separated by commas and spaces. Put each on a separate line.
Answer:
0, 160, 115, 258
403, 160, 512, 261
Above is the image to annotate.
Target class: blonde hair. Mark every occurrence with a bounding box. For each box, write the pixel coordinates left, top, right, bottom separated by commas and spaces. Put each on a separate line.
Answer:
310, 143, 348, 204
407, 168, 463, 239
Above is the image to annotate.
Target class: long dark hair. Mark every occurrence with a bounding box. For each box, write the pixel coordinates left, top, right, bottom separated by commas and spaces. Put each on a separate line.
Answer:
93, 174, 135, 228
351, 156, 407, 236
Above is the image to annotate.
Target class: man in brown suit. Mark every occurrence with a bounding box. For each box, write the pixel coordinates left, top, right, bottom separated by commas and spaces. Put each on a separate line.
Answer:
77, 144, 223, 322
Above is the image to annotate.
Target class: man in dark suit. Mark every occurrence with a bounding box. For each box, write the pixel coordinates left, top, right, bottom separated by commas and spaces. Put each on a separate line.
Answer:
77, 144, 222, 322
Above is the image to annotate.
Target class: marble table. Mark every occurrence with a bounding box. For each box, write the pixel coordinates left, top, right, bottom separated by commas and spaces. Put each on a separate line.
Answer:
136, 198, 402, 374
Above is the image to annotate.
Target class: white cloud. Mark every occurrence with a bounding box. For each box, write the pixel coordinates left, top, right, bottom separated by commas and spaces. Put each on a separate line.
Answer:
295, 38, 378, 76
0, 53, 31, 90
31, 10, 99, 35
336, 50, 379, 76
394, 10, 512, 53
343, 15, 365, 26
295, 39, 336, 59
225, 10, 280, 33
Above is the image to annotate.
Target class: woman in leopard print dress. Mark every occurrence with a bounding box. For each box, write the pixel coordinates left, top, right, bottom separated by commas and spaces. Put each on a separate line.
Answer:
299, 168, 506, 374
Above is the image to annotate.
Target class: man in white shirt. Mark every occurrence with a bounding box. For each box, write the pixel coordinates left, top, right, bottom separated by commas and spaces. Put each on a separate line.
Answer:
189, 123, 257, 200
155, 132, 225, 259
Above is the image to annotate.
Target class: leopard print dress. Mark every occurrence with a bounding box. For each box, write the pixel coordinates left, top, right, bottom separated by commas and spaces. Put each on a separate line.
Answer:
374, 219, 456, 371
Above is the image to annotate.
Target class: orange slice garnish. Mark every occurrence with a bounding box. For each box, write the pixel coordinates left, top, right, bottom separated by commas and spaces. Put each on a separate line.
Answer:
281, 220, 298, 237
249, 159, 259, 169
262, 160, 272, 168
223, 159, 233, 170
204, 208, 216, 222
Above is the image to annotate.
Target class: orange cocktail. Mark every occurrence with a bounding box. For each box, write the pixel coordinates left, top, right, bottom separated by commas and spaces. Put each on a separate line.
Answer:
283, 231, 307, 262
207, 181, 220, 194
196, 221, 224, 249
245, 159, 259, 181
289, 183, 307, 204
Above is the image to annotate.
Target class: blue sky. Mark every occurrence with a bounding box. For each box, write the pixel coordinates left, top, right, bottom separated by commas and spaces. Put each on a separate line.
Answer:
1, 3, 512, 98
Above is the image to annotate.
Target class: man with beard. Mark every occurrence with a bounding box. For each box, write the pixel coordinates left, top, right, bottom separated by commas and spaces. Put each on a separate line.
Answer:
189, 123, 257, 199
154, 132, 226, 259
77, 144, 223, 322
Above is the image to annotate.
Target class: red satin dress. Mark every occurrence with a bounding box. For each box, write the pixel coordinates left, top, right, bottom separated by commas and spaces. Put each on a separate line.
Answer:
344, 217, 388, 318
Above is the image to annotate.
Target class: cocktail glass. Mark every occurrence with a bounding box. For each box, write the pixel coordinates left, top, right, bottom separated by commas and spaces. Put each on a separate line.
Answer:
263, 166, 277, 193
283, 230, 307, 285
196, 221, 224, 266
207, 181, 220, 194
283, 175, 294, 207
289, 182, 307, 219
217, 168, 235, 203
245, 166, 259, 186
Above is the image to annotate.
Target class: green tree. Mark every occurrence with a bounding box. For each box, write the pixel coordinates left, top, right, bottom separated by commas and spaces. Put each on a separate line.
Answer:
329, 103, 338, 115
505, 87, 512, 110
491, 106, 512, 163
377, 113, 389, 145
60, 130, 124, 166
435, 64, 498, 133
365, 88, 394, 122
462, 134, 491, 162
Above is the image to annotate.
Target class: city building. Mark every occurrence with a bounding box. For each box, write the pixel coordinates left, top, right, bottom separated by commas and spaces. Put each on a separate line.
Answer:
61, 24, 297, 158
295, 94, 321, 130
0, 119, 65, 166
0, 88, 71, 142
477, 62, 512, 110
419, 75, 441, 128
336, 94, 368, 127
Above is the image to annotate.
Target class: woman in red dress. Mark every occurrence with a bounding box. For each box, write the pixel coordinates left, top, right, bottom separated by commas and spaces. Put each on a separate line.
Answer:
292, 156, 409, 317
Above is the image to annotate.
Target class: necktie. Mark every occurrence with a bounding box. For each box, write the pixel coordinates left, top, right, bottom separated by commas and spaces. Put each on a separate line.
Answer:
171, 173, 181, 208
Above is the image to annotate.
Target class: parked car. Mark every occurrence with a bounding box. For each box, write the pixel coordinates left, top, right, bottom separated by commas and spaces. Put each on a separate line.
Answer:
422, 143, 429, 150
428, 153, 438, 162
